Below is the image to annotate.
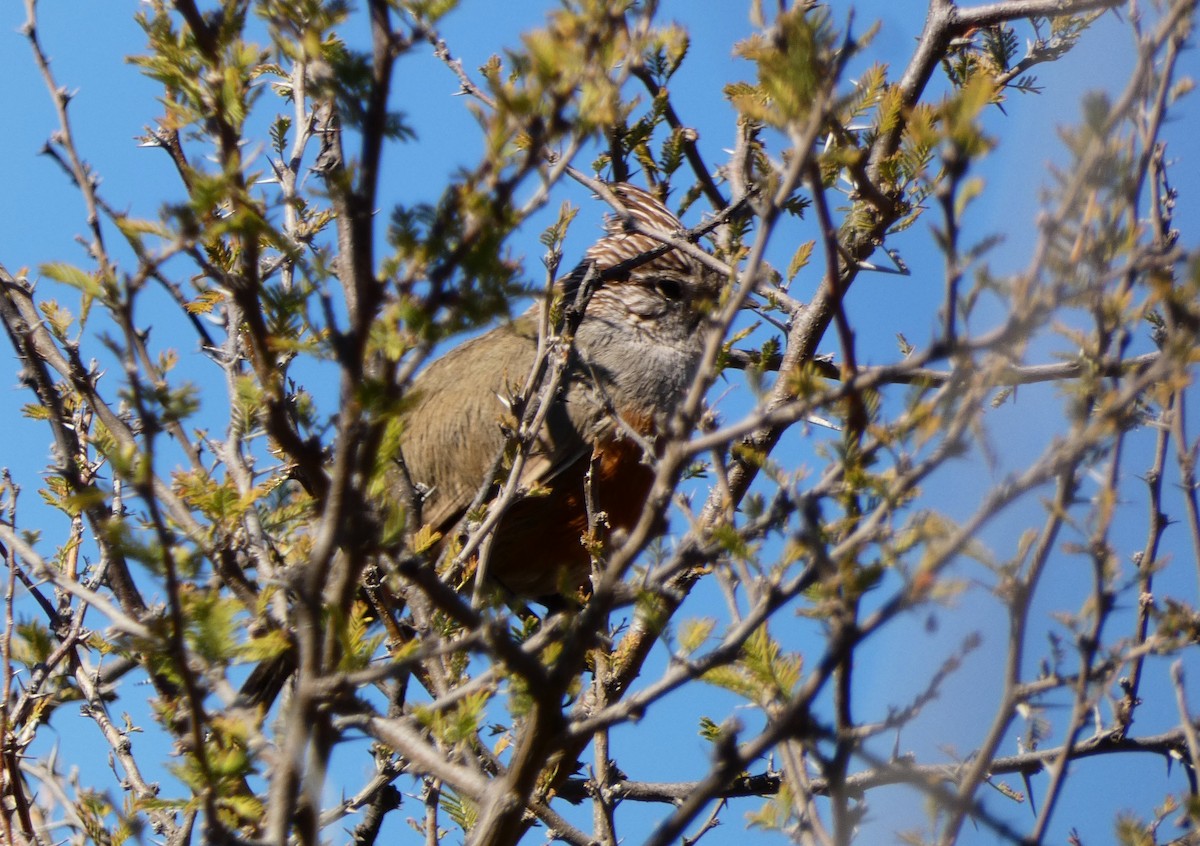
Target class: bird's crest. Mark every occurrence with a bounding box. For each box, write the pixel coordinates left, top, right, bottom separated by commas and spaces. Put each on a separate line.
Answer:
583, 183, 695, 279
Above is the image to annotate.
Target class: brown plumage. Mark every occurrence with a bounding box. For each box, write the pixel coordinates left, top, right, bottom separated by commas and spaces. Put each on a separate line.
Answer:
400, 184, 718, 599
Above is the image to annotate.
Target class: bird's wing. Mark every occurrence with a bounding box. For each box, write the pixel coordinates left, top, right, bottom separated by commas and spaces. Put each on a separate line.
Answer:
399, 315, 601, 535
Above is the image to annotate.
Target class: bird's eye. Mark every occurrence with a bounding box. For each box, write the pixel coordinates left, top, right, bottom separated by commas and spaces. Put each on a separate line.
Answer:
653, 278, 684, 301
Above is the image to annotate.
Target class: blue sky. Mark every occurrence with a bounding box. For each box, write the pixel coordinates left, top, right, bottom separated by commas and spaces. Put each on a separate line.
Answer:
2, 2, 1199, 844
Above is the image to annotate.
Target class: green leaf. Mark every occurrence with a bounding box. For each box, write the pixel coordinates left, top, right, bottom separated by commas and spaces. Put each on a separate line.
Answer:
787, 240, 815, 281
680, 617, 716, 655
182, 591, 241, 663
700, 665, 760, 700
40, 262, 102, 297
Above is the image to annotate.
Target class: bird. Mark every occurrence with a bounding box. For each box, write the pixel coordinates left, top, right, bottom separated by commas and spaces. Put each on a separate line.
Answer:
398, 183, 719, 602
233, 185, 716, 712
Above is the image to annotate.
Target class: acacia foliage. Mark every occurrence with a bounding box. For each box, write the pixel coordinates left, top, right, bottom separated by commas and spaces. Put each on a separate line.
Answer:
1, 1, 1199, 845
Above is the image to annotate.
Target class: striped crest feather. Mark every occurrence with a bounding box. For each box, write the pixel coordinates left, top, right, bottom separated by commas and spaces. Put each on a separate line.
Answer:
562, 184, 698, 294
